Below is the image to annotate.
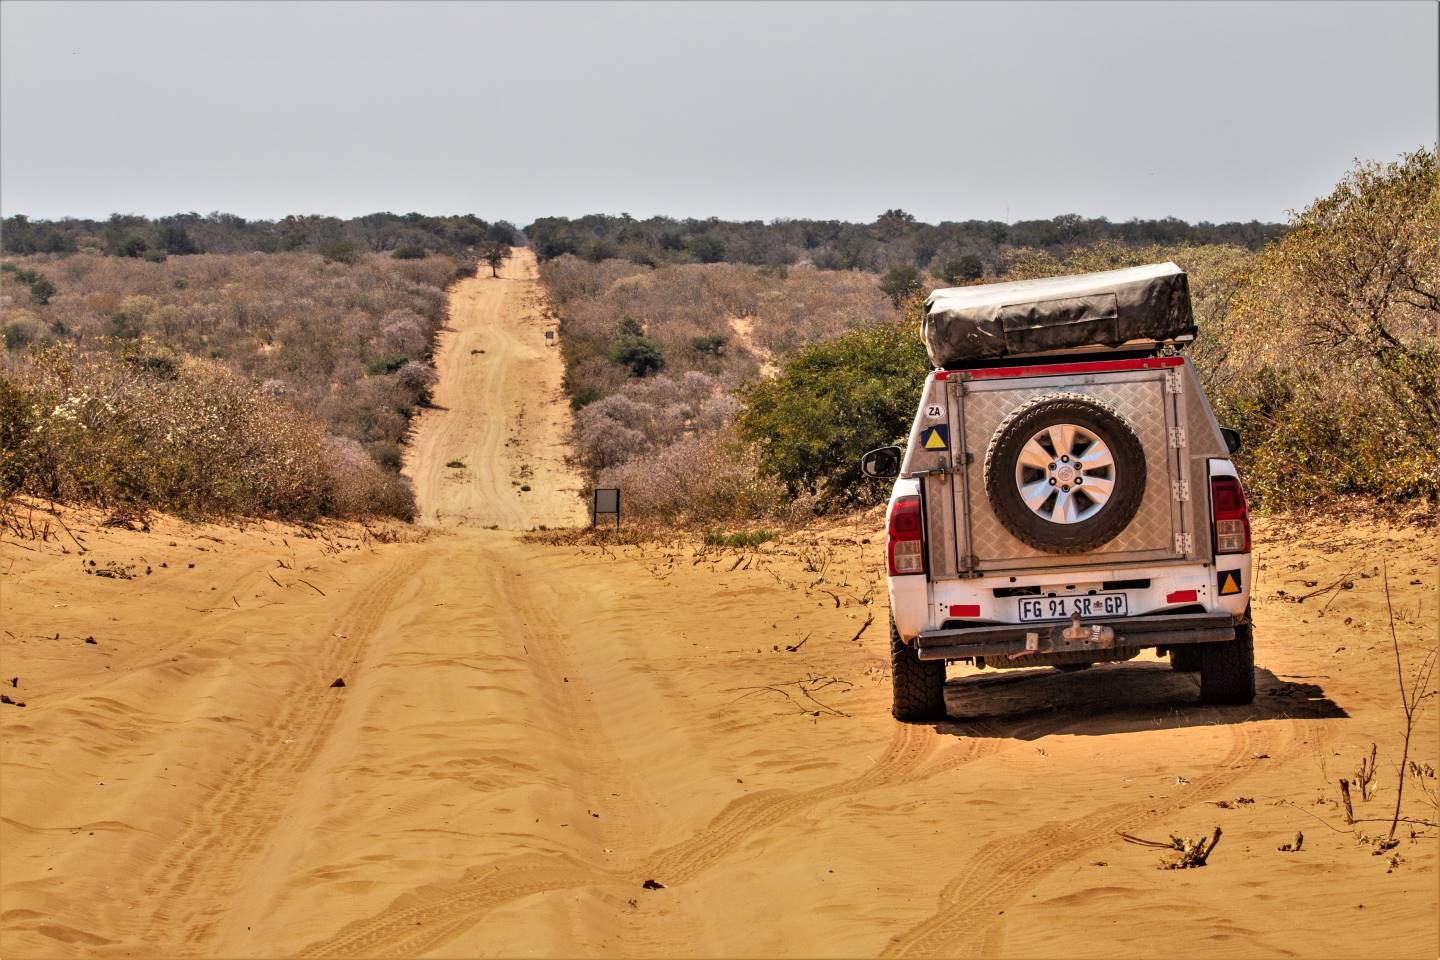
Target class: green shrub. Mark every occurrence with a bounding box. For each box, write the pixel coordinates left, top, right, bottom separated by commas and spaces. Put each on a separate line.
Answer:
393, 244, 428, 260
691, 333, 727, 356
938, 254, 984, 284
366, 354, 409, 375
879, 265, 922, 308
113, 235, 149, 258
159, 224, 201, 255
28, 275, 56, 305
703, 529, 777, 548
610, 335, 665, 377
4, 321, 38, 351
686, 234, 726, 263
318, 240, 360, 264
569, 385, 603, 409
738, 318, 930, 509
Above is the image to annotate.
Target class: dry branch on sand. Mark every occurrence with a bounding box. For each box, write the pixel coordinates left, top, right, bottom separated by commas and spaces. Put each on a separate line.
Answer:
730, 674, 855, 718
1121, 827, 1223, 869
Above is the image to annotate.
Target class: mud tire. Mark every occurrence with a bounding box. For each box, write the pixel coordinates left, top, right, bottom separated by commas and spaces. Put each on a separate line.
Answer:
891, 617, 946, 723
983, 392, 1147, 553
1198, 609, 1255, 705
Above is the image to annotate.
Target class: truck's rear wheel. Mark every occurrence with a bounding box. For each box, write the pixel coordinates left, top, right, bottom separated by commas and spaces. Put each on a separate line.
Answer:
1198, 609, 1255, 704
891, 617, 946, 722
1170, 646, 1202, 672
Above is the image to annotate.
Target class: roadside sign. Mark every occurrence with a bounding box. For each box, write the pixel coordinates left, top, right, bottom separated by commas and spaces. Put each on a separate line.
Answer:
592, 488, 620, 527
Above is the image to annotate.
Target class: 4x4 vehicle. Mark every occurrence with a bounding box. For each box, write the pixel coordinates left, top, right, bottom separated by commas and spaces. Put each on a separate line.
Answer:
862, 263, 1254, 722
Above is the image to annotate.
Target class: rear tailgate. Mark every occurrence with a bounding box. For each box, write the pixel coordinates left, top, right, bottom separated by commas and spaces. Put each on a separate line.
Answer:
922, 357, 1226, 577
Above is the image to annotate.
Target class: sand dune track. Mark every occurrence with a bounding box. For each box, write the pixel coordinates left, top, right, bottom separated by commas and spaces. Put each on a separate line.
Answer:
299, 720, 1005, 957
883, 720, 1297, 958
137, 552, 428, 950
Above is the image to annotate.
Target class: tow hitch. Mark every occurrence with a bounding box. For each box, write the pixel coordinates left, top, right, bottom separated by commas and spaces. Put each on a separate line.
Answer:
1009, 613, 1117, 661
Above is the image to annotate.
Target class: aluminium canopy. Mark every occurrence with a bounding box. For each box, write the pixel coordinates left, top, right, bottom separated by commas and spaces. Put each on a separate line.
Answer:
922, 262, 1195, 367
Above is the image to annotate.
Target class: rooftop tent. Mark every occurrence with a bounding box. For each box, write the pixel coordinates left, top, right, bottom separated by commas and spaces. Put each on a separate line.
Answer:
921, 262, 1195, 367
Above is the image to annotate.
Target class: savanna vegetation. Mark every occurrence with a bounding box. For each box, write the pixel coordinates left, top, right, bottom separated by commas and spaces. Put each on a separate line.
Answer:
539, 256, 897, 520
525, 210, 1286, 275
4, 150, 1430, 527
1, 249, 484, 520
544, 149, 1438, 524
2, 212, 517, 259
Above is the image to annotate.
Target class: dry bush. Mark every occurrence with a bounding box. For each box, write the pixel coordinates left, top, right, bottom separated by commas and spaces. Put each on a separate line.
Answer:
574, 371, 734, 471
542, 257, 892, 406
1, 341, 413, 520
1209, 148, 1438, 506
0, 251, 469, 486
597, 427, 788, 524
540, 256, 891, 522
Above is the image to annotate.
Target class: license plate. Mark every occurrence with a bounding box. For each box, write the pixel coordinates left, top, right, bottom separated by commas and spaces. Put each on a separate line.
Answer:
1018, 593, 1129, 622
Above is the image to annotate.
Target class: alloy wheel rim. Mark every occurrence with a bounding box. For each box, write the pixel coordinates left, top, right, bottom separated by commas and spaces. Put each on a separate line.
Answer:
1012, 422, 1115, 524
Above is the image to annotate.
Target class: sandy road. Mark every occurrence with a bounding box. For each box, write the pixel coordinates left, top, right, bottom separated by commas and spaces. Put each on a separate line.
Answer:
1, 254, 1435, 958
403, 248, 586, 529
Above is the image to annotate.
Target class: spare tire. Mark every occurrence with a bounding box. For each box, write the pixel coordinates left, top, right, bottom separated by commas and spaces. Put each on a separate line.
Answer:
983, 392, 1146, 553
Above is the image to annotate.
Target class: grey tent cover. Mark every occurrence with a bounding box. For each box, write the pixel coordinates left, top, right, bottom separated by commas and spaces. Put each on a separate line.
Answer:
922, 262, 1194, 367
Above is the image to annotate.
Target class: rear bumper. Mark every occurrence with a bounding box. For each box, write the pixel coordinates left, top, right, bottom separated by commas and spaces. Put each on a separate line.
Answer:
915, 611, 1236, 662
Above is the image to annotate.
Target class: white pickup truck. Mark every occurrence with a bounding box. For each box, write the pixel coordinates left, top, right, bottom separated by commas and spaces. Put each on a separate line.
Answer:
862, 263, 1254, 722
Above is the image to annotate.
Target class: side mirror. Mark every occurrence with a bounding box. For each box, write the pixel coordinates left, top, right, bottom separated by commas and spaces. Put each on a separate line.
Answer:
1220, 427, 1242, 455
860, 445, 902, 479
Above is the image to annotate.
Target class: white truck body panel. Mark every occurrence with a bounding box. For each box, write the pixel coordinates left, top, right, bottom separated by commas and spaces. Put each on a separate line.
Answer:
885, 358, 1250, 647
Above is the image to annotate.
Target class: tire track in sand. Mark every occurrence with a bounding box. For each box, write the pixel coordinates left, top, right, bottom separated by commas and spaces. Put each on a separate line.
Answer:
134, 552, 426, 952
297, 719, 1013, 957
641, 718, 1017, 886
883, 719, 1298, 959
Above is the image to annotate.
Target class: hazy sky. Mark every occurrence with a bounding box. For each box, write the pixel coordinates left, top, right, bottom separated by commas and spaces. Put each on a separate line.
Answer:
1, 1, 1435, 225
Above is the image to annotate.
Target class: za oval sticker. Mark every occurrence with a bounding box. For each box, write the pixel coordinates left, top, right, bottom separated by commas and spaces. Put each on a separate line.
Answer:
925, 404, 943, 419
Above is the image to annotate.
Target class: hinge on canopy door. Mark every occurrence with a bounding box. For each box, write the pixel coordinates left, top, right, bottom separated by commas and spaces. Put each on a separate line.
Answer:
1166, 370, 1183, 394
1174, 532, 1193, 554
1172, 479, 1190, 502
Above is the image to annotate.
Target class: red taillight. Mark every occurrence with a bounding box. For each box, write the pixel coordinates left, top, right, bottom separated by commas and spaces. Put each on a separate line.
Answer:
1210, 475, 1251, 554
949, 604, 980, 618
887, 496, 925, 576
1166, 589, 1198, 604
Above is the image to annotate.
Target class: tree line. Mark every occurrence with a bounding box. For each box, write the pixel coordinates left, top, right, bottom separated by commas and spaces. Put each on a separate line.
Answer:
524, 210, 1287, 278
1, 212, 518, 262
